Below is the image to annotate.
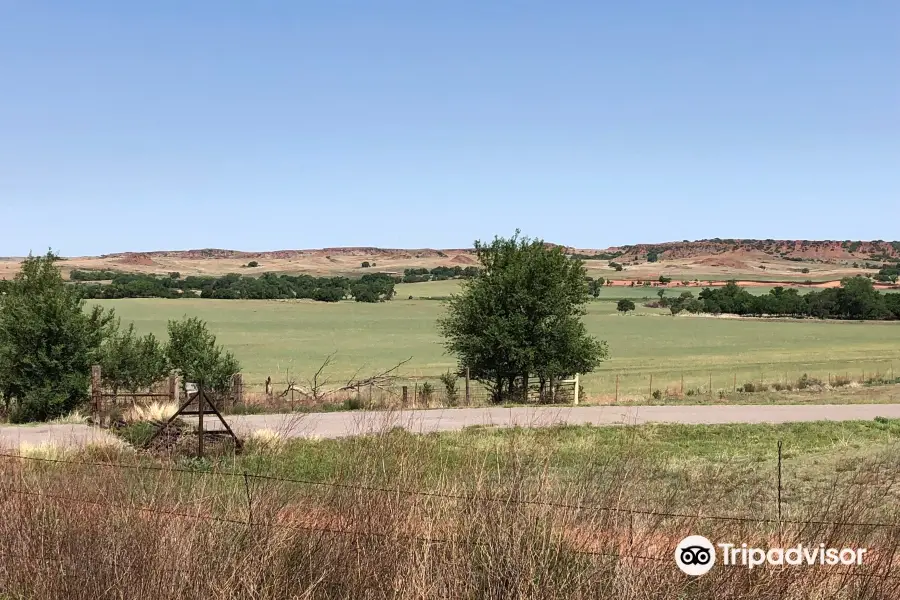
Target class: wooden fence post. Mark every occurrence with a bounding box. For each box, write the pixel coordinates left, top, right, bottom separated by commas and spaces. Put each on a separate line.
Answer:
573, 374, 580, 405
232, 373, 243, 409
615, 374, 619, 403
197, 385, 205, 458
649, 374, 653, 398
168, 375, 177, 404
91, 365, 101, 412
402, 385, 408, 407
413, 382, 418, 408
465, 368, 470, 406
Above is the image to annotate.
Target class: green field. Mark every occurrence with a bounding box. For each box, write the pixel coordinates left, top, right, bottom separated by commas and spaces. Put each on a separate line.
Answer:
398, 280, 819, 300
92, 292, 900, 399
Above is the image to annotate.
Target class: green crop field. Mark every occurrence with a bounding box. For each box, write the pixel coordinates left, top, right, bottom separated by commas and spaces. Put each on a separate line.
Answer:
91, 292, 900, 399
398, 280, 819, 301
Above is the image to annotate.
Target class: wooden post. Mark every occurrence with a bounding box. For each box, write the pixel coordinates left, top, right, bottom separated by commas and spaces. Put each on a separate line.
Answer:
733, 373, 737, 393
414, 382, 418, 408
573, 374, 580, 405
402, 385, 408, 407
232, 373, 243, 409
168, 375, 177, 404
708, 373, 712, 396
91, 365, 101, 412
465, 367, 470, 406
615, 375, 619, 403
197, 385, 205, 458
369, 382, 373, 408
680, 373, 684, 396
649, 374, 653, 398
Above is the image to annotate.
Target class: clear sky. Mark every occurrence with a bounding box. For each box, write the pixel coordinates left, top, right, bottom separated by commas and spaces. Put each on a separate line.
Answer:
1, 1, 897, 256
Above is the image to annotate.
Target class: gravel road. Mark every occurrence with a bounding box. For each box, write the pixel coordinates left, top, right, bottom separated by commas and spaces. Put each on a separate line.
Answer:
3, 403, 900, 449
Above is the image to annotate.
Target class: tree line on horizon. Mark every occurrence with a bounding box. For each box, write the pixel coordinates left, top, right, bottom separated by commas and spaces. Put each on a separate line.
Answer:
654, 278, 900, 320
62, 266, 483, 302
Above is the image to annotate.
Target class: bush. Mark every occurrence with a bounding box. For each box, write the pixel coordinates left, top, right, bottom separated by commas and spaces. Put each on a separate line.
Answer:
617, 299, 636, 314
420, 381, 434, 403
796, 373, 823, 390
101, 321, 168, 393
246, 261, 259, 268
740, 382, 768, 393
832, 375, 852, 387
344, 396, 363, 410
651, 389, 662, 400
165, 317, 240, 394
361, 261, 370, 268
439, 371, 459, 405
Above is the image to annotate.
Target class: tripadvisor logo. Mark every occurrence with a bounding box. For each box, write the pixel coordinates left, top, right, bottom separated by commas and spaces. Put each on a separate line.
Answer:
674, 536, 868, 576
675, 535, 716, 576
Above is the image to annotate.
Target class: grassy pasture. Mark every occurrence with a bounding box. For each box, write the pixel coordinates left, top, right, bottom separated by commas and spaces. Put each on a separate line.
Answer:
5, 419, 900, 598
91, 293, 900, 399
398, 279, 820, 300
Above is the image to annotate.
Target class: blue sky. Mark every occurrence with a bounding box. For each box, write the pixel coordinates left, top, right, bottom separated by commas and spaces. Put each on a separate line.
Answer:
1, 1, 897, 256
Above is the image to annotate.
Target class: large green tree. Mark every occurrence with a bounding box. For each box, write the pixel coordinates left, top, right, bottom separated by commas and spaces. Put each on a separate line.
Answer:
438, 232, 608, 403
0, 251, 114, 421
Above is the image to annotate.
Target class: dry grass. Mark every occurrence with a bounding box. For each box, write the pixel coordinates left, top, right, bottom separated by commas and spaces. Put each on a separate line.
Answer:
124, 400, 178, 423
1, 421, 900, 598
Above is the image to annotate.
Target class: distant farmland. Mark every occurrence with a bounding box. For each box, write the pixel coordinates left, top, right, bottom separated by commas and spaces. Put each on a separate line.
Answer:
92, 289, 900, 400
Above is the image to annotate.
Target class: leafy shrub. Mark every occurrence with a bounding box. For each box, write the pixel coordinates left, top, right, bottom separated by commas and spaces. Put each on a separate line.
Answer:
420, 381, 434, 403
361, 261, 370, 268
832, 375, 852, 387
101, 321, 168, 393
616, 299, 636, 314
796, 373, 823, 390
246, 261, 259, 268
438, 371, 459, 405
344, 396, 363, 410
165, 317, 240, 393
651, 389, 662, 400
740, 382, 768, 393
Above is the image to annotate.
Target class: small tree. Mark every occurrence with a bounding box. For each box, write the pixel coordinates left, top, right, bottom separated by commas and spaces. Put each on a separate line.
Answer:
101, 320, 169, 393
617, 299, 636, 315
165, 317, 240, 394
0, 251, 114, 421
438, 370, 459, 405
361, 261, 371, 268
647, 251, 659, 263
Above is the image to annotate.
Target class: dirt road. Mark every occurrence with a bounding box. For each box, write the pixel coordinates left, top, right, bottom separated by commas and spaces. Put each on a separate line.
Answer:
4, 404, 900, 449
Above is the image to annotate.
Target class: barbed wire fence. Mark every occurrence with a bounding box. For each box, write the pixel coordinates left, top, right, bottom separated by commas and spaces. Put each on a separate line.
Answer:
1, 451, 900, 582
